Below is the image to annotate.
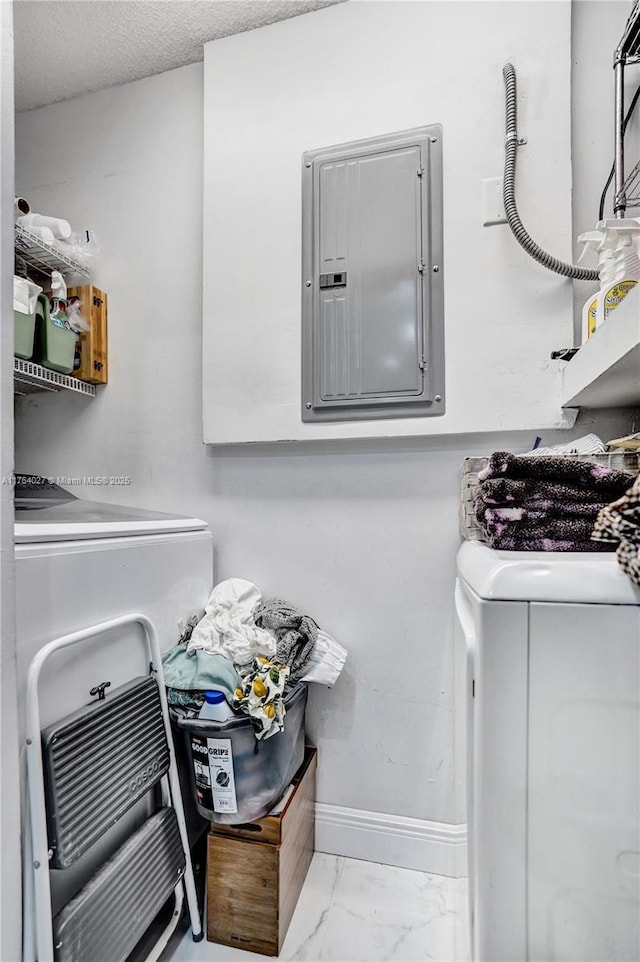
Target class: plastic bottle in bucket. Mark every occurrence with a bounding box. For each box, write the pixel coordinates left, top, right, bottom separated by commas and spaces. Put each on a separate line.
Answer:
198, 690, 235, 722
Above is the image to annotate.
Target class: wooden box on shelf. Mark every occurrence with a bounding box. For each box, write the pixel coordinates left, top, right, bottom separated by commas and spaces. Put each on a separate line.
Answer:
207, 746, 317, 957
67, 285, 108, 384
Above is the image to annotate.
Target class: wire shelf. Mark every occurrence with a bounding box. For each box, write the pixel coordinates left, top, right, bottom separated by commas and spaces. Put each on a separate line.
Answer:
14, 358, 96, 397
14, 225, 91, 279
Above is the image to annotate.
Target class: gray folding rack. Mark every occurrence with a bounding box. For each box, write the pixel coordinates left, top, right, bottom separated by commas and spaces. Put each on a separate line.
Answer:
24, 613, 203, 962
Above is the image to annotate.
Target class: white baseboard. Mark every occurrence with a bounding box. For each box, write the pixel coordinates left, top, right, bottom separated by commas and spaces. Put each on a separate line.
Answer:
315, 803, 467, 878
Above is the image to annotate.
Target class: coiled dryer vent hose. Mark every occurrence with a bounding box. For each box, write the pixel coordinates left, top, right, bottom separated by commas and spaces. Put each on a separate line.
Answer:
502, 62, 598, 281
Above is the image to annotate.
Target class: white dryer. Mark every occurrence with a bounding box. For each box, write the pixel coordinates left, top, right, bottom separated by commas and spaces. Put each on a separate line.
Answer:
455, 541, 640, 962
15, 477, 213, 735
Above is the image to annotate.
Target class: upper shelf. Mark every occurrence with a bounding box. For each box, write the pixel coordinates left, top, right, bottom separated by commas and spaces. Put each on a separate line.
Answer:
14, 358, 96, 397
15, 224, 91, 279
561, 286, 640, 409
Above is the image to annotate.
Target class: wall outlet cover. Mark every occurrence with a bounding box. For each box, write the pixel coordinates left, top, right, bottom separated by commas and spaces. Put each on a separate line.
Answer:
482, 176, 507, 227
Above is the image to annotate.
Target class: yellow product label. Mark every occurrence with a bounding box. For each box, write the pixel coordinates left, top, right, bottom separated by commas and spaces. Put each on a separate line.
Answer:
603, 279, 638, 319
587, 297, 598, 338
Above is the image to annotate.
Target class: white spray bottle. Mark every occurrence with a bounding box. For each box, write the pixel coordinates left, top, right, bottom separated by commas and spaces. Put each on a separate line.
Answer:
577, 229, 617, 342
595, 219, 640, 329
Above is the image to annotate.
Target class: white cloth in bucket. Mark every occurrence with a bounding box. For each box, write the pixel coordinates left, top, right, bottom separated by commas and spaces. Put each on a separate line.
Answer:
187, 578, 277, 667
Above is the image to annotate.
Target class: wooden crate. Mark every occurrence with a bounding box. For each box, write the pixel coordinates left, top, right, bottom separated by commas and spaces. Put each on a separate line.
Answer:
67, 285, 108, 384
207, 746, 317, 956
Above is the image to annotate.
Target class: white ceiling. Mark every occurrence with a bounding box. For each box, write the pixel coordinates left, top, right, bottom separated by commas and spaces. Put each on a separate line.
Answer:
14, 0, 343, 112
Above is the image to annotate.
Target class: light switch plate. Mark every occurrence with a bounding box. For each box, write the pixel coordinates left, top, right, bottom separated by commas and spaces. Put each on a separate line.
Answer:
482, 176, 507, 226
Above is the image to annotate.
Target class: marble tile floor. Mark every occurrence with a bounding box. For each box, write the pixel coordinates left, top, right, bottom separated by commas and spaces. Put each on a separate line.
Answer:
166, 853, 470, 962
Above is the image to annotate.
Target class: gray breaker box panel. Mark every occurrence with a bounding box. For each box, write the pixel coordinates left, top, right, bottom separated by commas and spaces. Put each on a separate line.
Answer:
52, 806, 185, 962
42, 675, 170, 868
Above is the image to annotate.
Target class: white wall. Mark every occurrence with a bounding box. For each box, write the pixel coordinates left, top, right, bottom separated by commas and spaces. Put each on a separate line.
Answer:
14, 2, 640, 873
202, 0, 578, 443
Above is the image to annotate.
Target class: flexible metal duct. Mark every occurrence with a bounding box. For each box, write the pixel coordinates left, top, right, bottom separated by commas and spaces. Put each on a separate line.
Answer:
502, 62, 598, 282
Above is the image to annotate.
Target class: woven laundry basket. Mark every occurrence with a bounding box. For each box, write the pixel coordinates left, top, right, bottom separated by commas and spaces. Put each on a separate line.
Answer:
460, 452, 640, 543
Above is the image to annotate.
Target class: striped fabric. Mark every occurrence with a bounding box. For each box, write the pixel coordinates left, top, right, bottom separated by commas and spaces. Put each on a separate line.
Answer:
525, 433, 607, 458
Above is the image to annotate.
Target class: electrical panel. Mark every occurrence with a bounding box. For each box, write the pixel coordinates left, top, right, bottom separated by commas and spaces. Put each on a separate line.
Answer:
301, 125, 444, 423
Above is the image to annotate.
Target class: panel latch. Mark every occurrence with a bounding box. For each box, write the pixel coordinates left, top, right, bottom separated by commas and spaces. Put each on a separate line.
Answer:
319, 272, 347, 289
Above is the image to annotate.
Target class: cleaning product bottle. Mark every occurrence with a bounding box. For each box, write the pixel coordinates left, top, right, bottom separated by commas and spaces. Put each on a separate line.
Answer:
198, 690, 235, 722
595, 219, 640, 329
577, 230, 607, 342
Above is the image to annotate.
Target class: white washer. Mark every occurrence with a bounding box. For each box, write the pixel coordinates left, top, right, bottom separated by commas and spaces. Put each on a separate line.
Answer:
455, 540, 640, 962
14, 479, 214, 936
15, 480, 213, 733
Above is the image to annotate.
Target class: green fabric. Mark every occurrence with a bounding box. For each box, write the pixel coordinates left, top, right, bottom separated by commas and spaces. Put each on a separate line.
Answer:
161, 643, 242, 699
167, 689, 204, 711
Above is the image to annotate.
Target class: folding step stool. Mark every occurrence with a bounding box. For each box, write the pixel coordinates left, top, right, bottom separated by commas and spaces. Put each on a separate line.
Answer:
23, 613, 203, 962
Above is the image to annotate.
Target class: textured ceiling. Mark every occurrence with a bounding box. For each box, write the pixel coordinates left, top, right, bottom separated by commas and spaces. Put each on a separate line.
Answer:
14, 0, 343, 111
